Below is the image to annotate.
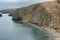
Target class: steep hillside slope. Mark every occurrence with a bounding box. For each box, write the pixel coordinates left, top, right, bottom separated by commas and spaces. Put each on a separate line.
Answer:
41, 0, 60, 32
12, 0, 60, 32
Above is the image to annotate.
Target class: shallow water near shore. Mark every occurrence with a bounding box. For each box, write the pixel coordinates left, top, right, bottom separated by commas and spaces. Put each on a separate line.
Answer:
0, 14, 47, 40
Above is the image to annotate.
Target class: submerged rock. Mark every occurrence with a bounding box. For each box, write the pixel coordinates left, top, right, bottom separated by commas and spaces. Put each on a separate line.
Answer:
0, 14, 2, 17
8, 14, 12, 16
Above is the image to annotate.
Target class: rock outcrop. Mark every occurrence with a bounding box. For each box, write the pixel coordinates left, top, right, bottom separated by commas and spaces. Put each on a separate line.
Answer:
12, 0, 60, 32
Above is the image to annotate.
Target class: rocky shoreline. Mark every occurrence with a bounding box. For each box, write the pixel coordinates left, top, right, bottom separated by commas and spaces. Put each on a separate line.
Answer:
29, 23, 60, 40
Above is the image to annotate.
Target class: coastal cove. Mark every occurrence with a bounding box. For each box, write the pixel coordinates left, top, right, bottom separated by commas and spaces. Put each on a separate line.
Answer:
0, 0, 60, 40
0, 14, 49, 40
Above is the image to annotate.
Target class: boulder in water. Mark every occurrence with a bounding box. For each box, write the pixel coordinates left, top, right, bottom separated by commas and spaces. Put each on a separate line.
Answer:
8, 14, 12, 16
0, 14, 2, 17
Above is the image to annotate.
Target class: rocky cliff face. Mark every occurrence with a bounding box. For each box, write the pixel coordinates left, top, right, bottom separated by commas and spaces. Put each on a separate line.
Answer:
12, 0, 60, 32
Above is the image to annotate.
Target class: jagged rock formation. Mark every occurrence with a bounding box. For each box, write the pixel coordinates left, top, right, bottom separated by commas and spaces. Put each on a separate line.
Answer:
12, 0, 60, 32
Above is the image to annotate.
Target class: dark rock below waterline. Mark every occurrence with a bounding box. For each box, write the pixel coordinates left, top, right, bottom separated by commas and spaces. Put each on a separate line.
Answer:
8, 14, 12, 16
0, 14, 2, 17
12, 17, 21, 20
12, 16, 23, 21
12, 19, 23, 24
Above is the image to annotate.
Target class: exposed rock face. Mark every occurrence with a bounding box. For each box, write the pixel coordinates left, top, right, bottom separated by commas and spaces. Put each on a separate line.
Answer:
12, 0, 60, 32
